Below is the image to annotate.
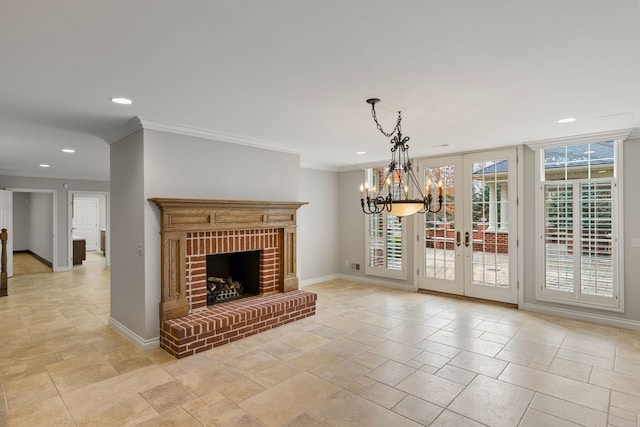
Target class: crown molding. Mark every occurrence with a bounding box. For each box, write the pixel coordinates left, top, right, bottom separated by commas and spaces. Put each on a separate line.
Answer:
525, 128, 634, 149
628, 127, 640, 140
0, 169, 109, 182
300, 161, 339, 172
102, 116, 303, 157
102, 117, 143, 145
140, 118, 302, 156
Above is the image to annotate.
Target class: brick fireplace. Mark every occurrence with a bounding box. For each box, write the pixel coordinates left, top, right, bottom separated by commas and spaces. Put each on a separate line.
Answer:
150, 198, 316, 358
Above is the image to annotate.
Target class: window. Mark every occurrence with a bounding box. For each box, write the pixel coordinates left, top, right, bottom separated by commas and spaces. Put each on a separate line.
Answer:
364, 167, 407, 279
536, 141, 623, 311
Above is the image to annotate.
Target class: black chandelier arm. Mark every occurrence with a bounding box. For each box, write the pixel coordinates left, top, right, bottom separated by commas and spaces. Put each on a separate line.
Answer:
420, 194, 444, 214
361, 194, 394, 215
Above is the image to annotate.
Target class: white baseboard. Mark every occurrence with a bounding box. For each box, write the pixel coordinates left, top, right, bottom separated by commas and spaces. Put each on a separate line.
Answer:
54, 266, 70, 272
336, 273, 416, 292
299, 274, 339, 287
521, 302, 640, 331
109, 317, 160, 351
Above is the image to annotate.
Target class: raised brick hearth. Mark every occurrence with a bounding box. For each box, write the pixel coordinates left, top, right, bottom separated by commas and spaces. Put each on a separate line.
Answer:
161, 291, 316, 358
150, 198, 314, 359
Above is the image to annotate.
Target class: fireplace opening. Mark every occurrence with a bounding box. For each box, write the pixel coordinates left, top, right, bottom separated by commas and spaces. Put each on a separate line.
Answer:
206, 250, 261, 305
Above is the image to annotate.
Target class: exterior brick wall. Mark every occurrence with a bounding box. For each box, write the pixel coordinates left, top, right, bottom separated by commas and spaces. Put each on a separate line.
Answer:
161, 290, 317, 358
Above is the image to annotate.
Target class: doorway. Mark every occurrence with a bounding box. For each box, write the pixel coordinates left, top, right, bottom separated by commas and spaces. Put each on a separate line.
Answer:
416, 148, 519, 304
6, 189, 57, 276
68, 191, 109, 268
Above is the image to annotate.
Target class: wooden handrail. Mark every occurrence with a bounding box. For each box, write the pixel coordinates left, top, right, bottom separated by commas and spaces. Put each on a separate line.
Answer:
1, 228, 7, 297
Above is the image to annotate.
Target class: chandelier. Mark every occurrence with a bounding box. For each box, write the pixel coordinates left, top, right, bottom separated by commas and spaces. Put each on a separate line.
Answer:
360, 98, 443, 218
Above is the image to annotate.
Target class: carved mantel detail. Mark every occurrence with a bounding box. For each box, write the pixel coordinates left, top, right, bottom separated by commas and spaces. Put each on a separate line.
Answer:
149, 198, 307, 322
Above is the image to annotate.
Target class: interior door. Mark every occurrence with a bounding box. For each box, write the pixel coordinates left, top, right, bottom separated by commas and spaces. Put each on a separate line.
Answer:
0, 190, 13, 277
73, 197, 99, 251
418, 149, 518, 304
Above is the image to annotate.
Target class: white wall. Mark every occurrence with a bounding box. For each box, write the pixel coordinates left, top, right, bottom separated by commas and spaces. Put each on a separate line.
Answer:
298, 168, 340, 284
12, 192, 29, 251
28, 192, 53, 263
0, 176, 109, 269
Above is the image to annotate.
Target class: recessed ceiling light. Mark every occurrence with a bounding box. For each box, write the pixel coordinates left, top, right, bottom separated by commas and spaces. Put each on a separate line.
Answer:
110, 97, 133, 105
356, 151, 366, 155
432, 144, 450, 148
62, 148, 75, 153
39, 164, 50, 168
557, 117, 576, 123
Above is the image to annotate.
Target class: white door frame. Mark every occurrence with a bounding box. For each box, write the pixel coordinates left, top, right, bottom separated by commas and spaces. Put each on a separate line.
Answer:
414, 147, 523, 305
68, 190, 110, 267
7, 188, 58, 272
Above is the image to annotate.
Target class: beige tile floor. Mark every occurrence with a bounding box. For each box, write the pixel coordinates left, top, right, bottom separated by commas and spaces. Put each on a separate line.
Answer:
1, 252, 639, 426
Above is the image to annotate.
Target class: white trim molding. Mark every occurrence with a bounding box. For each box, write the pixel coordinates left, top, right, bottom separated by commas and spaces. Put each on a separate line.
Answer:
521, 302, 640, 331
103, 116, 303, 158
337, 273, 416, 292
525, 128, 633, 150
109, 317, 160, 351
299, 274, 340, 287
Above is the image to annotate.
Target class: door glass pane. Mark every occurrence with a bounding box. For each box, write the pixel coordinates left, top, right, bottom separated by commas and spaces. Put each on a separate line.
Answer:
470, 160, 509, 287
424, 165, 456, 280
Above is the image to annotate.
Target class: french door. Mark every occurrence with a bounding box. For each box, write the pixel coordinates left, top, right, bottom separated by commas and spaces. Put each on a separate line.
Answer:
417, 149, 518, 304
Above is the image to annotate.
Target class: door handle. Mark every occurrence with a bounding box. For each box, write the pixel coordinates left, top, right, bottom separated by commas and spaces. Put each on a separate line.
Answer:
465, 232, 470, 247
456, 231, 461, 247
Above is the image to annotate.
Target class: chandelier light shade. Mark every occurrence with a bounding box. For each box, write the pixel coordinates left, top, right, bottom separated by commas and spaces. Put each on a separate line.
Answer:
360, 98, 443, 218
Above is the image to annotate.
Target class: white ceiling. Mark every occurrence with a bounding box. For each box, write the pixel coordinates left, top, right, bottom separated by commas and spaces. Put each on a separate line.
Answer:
1, 0, 639, 181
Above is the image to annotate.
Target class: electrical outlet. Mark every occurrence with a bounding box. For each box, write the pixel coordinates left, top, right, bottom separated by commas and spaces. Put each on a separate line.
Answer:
138, 244, 144, 256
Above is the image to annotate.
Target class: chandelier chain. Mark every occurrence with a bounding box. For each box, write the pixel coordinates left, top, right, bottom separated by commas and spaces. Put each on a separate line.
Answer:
370, 105, 402, 138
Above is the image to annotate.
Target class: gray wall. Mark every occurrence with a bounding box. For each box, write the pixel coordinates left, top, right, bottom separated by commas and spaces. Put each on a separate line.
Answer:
0, 175, 109, 270
298, 168, 340, 283
338, 170, 367, 278
12, 192, 29, 251
110, 128, 303, 342
29, 192, 53, 262
337, 168, 416, 288
110, 130, 147, 341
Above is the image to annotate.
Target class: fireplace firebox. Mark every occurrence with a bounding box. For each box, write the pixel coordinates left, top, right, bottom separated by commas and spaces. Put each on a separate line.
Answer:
206, 250, 260, 304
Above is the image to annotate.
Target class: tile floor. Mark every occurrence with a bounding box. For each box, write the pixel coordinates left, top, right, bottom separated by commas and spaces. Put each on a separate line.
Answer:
1, 252, 639, 426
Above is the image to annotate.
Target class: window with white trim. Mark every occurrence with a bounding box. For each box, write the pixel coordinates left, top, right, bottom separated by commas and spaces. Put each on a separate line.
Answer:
364, 167, 407, 279
535, 141, 623, 311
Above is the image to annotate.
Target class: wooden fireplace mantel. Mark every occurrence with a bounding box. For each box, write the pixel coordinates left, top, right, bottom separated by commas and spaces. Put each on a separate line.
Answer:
149, 198, 307, 322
